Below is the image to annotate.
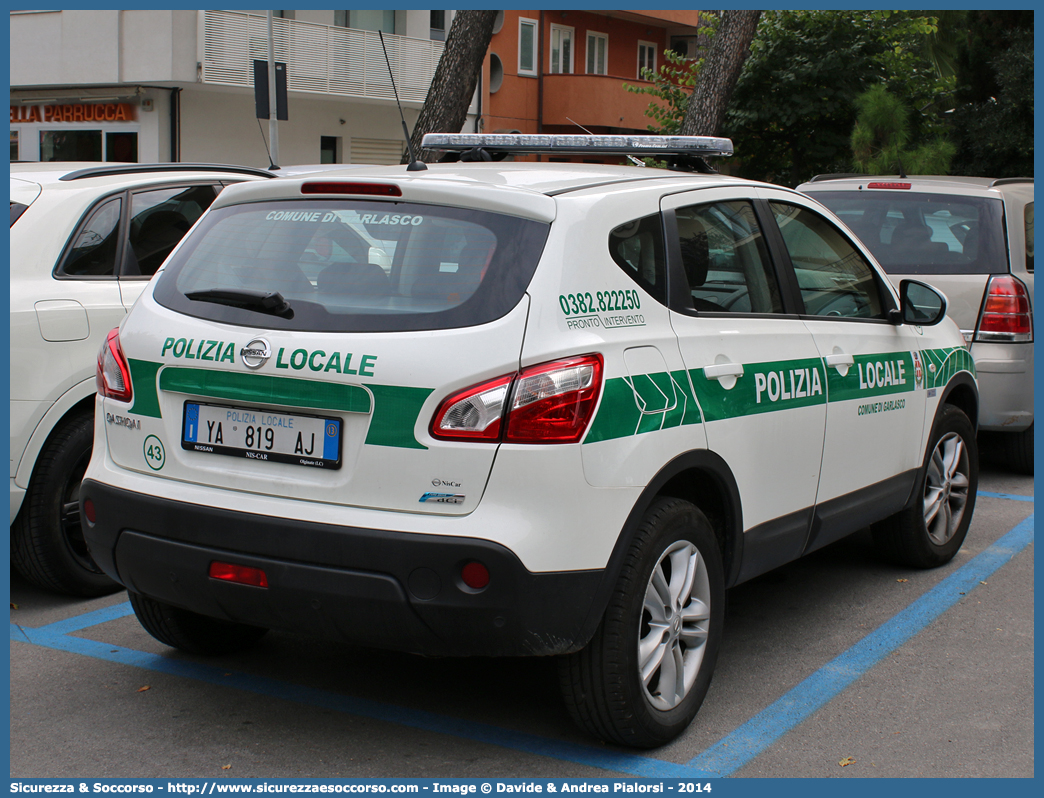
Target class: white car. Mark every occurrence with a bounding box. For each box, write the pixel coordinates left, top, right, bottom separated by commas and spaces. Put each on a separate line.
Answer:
10, 162, 275, 595
80, 136, 978, 747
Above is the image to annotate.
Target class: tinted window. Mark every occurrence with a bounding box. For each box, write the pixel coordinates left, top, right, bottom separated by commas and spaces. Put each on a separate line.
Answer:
10, 202, 28, 227
127, 185, 218, 276
771, 201, 886, 320
60, 196, 122, 277
608, 214, 667, 304
673, 200, 783, 314
810, 190, 1007, 275
154, 200, 549, 332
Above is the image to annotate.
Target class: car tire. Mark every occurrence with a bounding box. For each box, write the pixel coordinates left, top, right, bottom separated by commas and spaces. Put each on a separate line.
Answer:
129, 592, 268, 655
558, 497, 724, 748
872, 404, 978, 568
11, 410, 121, 597
996, 424, 1033, 476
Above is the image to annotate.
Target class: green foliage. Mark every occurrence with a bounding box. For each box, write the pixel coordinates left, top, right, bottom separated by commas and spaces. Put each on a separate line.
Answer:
624, 16, 716, 135
718, 10, 955, 186
949, 24, 1033, 177
850, 84, 954, 175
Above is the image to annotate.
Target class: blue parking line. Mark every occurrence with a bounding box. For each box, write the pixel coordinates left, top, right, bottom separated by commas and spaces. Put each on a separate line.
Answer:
31, 601, 135, 636
10, 512, 1033, 778
11, 621, 700, 778
686, 513, 1034, 776
978, 490, 1034, 502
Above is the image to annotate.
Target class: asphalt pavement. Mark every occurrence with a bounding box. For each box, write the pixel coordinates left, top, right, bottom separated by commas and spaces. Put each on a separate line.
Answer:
9, 462, 1033, 779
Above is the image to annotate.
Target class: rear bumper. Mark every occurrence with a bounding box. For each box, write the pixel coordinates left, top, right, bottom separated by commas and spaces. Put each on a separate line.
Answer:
80, 479, 604, 657
971, 341, 1033, 431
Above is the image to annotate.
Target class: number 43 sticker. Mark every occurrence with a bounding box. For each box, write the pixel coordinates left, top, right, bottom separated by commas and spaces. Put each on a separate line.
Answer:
143, 435, 166, 471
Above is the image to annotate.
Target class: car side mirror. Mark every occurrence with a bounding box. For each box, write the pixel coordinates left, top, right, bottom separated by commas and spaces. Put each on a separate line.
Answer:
899, 279, 948, 326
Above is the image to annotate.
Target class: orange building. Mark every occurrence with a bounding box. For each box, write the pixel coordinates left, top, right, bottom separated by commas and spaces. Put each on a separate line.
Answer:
479, 9, 703, 146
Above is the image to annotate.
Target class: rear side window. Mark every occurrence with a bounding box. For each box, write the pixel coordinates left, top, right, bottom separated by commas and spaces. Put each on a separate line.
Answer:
154, 200, 549, 332
10, 202, 28, 226
608, 213, 666, 304
673, 200, 783, 314
810, 191, 1007, 275
126, 185, 219, 276
59, 196, 122, 277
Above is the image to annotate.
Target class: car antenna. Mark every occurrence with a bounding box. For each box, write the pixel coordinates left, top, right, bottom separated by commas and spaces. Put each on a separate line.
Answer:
567, 116, 644, 167
897, 157, 907, 179
256, 117, 278, 170
379, 31, 427, 172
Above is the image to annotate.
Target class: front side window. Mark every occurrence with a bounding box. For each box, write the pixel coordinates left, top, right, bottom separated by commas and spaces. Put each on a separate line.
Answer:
154, 200, 549, 333
586, 32, 607, 75
550, 25, 574, 74
674, 201, 783, 314
771, 201, 886, 319
519, 18, 538, 76
60, 196, 122, 277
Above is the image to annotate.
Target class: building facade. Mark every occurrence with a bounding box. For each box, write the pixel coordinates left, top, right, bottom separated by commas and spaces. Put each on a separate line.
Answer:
10, 9, 702, 168
10, 9, 462, 167
480, 10, 703, 144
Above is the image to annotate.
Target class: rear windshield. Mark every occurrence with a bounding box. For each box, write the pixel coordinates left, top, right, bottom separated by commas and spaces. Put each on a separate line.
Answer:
153, 200, 549, 332
810, 191, 1007, 275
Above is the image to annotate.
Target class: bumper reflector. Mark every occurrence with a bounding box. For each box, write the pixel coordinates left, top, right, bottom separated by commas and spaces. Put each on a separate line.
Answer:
461, 561, 490, 590
209, 561, 269, 588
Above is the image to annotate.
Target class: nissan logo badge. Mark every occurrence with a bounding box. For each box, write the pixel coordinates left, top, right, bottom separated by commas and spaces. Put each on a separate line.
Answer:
240, 337, 272, 369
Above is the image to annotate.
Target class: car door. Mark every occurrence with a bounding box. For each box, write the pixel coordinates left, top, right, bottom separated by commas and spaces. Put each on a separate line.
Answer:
661, 188, 827, 582
759, 189, 929, 553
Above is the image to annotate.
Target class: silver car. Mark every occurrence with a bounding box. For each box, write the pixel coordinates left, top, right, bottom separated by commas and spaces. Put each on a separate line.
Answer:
799, 175, 1033, 474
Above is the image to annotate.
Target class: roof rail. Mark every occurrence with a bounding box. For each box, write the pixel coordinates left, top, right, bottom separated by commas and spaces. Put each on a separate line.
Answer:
989, 177, 1034, 187
59, 163, 278, 182
806, 173, 866, 182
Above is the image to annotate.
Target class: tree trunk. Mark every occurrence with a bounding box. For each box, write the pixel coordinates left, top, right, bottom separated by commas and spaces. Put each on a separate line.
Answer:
680, 10, 762, 136
402, 10, 498, 164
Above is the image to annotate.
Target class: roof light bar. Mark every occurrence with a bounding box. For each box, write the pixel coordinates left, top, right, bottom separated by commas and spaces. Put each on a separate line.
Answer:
421, 133, 733, 158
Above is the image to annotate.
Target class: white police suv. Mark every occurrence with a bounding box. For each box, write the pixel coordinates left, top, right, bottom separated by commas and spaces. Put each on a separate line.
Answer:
81, 135, 979, 748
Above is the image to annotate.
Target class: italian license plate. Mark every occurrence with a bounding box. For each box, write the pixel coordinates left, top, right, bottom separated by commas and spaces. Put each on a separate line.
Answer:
182, 402, 342, 469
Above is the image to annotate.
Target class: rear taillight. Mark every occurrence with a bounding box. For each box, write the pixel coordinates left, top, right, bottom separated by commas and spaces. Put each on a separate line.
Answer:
430, 354, 603, 445
96, 328, 133, 402
430, 374, 513, 442
505, 355, 603, 443
976, 275, 1033, 342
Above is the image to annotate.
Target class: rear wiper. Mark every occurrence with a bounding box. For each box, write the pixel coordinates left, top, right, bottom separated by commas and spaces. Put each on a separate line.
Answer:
185, 288, 294, 319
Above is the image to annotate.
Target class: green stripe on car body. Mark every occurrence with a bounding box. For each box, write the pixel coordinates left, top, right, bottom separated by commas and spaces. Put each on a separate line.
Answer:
127, 360, 164, 418
585, 370, 702, 444
921, 347, 976, 389
159, 368, 373, 415
825, 351, 916, 403
128, 361, 432, 450
691, 357, 827, 423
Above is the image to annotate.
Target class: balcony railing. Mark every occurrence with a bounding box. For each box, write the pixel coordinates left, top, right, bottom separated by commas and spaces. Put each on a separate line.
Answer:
199, 10, 445, 104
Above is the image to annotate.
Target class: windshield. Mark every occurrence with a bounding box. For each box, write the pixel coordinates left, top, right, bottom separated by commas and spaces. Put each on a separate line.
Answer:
154, 200, 549, 332
810, 191, 1007, 275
